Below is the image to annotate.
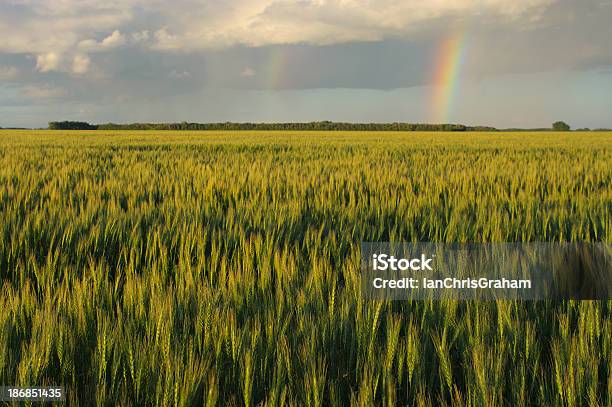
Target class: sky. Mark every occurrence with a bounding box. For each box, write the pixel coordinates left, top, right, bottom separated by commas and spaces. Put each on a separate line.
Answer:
1, 0, 611, 129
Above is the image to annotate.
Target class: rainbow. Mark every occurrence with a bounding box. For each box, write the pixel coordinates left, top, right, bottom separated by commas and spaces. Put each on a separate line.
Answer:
430, 29, 468, 124
265, 46, 289, 89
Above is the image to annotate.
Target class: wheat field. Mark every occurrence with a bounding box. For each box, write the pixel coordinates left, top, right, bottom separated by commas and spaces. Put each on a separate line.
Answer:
0, 130, 610, 406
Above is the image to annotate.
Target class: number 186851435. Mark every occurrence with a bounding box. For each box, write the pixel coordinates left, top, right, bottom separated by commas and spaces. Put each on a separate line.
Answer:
1, 386, 65, 401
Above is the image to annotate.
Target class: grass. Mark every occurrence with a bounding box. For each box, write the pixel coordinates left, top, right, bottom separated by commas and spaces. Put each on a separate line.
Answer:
0, 130, 610, 406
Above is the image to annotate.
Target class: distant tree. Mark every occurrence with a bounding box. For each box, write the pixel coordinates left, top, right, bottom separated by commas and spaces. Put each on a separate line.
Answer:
49, 121, 97, 130
552, 121, 570, 131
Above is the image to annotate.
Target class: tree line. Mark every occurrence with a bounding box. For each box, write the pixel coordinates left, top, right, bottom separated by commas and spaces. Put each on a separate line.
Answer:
49, 121, 496, 131
47, 120, 609, 132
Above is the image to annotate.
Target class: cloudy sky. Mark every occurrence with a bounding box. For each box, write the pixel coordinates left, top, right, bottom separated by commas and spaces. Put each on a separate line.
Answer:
1, 0, 611, 128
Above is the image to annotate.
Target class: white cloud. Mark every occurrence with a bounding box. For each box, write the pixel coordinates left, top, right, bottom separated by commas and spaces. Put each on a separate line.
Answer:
72, 54, 91, 73
1, 0, 555, 58
0, 1, 132, 54
149, 0, 555, 50
36, 52, 61, 72
78, 30, 127, 52
154, 27, 178, 48
29, 29, 129, 74
35, 51, 93, 74
131, 30, 150, 43
101, 30, 126, 47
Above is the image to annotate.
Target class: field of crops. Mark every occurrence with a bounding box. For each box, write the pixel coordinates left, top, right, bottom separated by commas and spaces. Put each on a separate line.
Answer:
0, 130, 610, 406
